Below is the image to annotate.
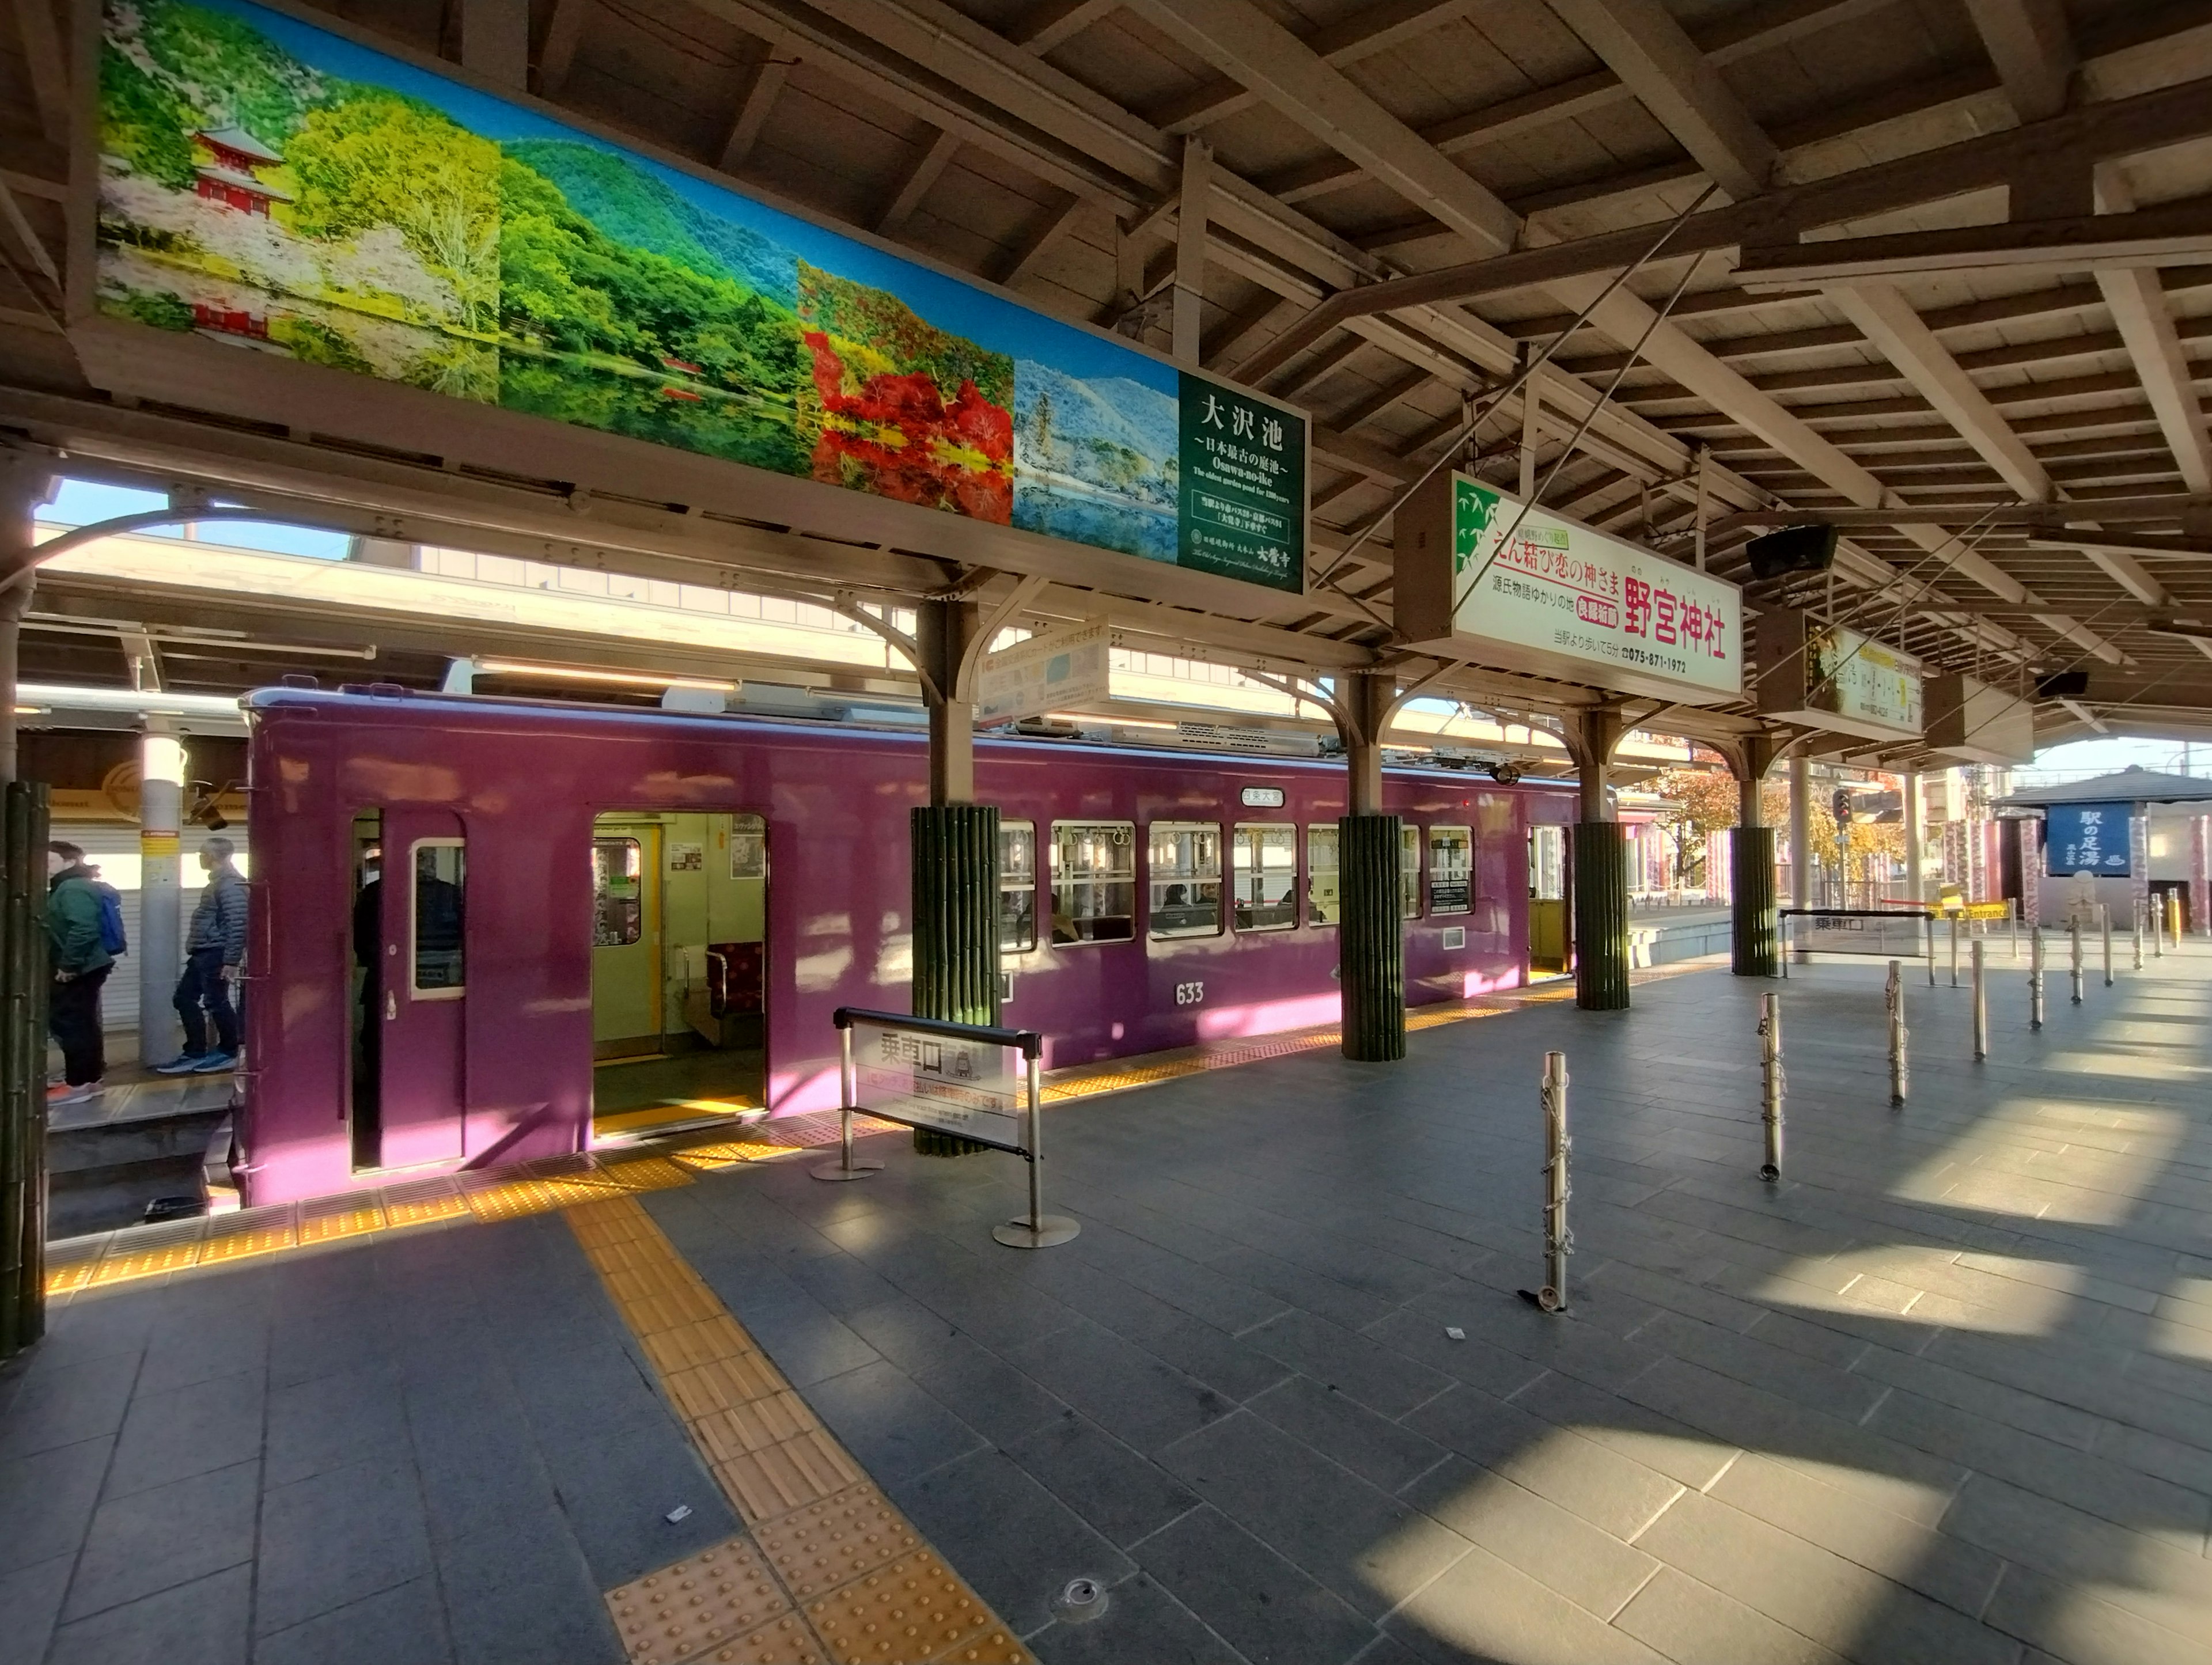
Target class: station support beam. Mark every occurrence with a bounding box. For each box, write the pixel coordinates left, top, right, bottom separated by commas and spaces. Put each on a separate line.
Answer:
0, 459, 51, 1358
1904, 768, 1926, 906
1789, 752, 1813, 913
911, 599, 998, 1153
1565, 708, 1629, 1010
1728, 733, 1778, 978
1337, 672, 1403, 1062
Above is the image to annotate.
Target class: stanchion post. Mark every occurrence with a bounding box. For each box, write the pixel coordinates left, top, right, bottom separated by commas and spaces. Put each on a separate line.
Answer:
1758, 993, 1783, 1181
2102, 905, 2114, 987
2134, 902, 2145, 970
1779, 912, 1789, 980
2153, 896, 2165, 959
2171, 892, 2184, 951
1886, 961, 1907, 1108
2030, 926, 2045, 1030
1972, 940, 1988, 1062
1528, 1052, 1571, 1314
994, 1046, 1079, 1249
2010, 898, 2020, 961
1949, 915, 1960, 987
813, 1022, 885, 1181
2070, 919, 2085, 1004
1924, 913, 1936, 987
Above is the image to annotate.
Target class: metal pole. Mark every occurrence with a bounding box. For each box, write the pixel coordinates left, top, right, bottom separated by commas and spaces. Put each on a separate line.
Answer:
1779, 912, 1789, 979
2171, 892, 2184, 950
2070, 919, 2085, 1004
1758, 993, 1783, 1181
2030, 926, 2044, 1030
1949, 915, 1960, 987
2102, 904, 2113, 987
2133, 902, 2145, 970
1027, 1052, 1044, 1234
2153, 894, 2165, 958
1887, 960, 1907, 1107
1971, 940, 1987, 1062
994, 1046, 1077, 1249
1536, 1051, 1571, 1313
1924, 913, 1936, 987
812, 1024, 884, 1181
2010, 897, 2019, 961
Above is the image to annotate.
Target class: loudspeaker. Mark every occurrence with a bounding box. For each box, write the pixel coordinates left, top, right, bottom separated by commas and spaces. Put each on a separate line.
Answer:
1746, 524, 1839, 581
2035, 670, 2089, 699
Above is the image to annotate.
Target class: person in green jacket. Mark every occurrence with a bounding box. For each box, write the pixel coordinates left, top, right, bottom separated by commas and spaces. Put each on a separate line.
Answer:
47, 841, 113, 1105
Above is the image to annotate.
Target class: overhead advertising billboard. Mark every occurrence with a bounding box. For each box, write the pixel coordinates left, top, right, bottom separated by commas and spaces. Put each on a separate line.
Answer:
1756, 612, 1924, 741
974, 623, 1111, 724
1395, 472, 1742, 703
2044, 802, 2133, 878
88, 0, 1306, 593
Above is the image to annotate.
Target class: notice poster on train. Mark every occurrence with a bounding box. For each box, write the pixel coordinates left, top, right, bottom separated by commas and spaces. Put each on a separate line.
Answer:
851, 1024, 1027, 1153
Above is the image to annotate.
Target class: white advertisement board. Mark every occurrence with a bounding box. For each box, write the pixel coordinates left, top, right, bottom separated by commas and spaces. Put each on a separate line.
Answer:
975, 623, 1112, 724
1395, 473, 1743, 703
851, 1022, 1027, 1152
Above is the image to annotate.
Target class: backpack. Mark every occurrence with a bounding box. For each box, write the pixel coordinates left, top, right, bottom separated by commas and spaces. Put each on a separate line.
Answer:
95, 883, 128, 956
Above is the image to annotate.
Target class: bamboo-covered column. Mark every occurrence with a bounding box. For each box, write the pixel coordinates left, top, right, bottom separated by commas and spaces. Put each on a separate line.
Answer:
1730, 733, 1778, 977
1, 458, 51, 1358
1338, 671, 1403, 1061
911, 598, 998, 1154
1567, 708, 1629, 1010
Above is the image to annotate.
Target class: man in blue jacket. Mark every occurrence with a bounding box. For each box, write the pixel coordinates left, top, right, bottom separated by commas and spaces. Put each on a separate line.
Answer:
153, 836, 247, 1076
47, 841, 114, 1105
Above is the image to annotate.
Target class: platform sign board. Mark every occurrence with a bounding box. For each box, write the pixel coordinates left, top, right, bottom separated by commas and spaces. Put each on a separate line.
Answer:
1756, 613, 1923, 741
1795, 913, 1930, 957
1394, 472, 1742, 703
975, 624, 1111, 724
851, 1022, 1027, 1153
88, 0, 1307, 595
2045, 802, 2132, 878
1926, 671, 2033, 765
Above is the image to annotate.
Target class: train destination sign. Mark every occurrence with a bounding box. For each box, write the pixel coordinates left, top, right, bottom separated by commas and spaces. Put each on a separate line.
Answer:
88, 0, 1309, 594
1756, 614, 1925, 741
852, 1025, 1027, 1154
1395, 473, 1743, 703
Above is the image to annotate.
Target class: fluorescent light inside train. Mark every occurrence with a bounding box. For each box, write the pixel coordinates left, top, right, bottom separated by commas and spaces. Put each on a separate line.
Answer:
474, 660, 737, 693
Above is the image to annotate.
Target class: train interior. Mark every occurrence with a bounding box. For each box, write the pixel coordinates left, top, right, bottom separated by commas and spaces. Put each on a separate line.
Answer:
1528, 824, 1568, 974
588, 811, 767, 1141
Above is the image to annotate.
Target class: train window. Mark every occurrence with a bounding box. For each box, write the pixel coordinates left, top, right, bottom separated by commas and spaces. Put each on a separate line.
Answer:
1401, 826, 1422, 919
1307, 825, 1340, 926
410, 839, 465, 998
1000, 821, 1037, 954
1050, 821, 1135, 945
1428, 827, 1473, 916
1149, 822, 1224, 939
1232, 824, 1298, 932
592, 838, 643, 946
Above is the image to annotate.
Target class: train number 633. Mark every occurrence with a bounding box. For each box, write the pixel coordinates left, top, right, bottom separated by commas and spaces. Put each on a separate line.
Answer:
1173, 981, 1205, 1007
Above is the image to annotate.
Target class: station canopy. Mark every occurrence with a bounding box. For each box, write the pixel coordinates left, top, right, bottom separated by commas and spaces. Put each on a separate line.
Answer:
6, 0, 2212, 764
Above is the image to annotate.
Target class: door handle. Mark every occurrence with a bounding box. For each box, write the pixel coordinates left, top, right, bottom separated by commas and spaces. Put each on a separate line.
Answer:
385, 990, 397, 1021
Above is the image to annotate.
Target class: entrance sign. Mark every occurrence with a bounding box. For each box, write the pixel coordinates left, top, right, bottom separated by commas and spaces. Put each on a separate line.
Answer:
1756, 614, 1923, 740
1395, 473, 1742, 703
2045, 802, 2131, 877
975, 624, 1111, 725
88, 0, 1306, 593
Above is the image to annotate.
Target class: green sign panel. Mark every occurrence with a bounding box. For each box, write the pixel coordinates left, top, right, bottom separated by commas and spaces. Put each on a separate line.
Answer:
1177, 376, 1306, 589
89, 0, 1307, 595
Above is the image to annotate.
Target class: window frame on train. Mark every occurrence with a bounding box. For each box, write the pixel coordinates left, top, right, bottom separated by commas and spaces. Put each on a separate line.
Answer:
999, 820, 1037, 954
409, 837, 467, 999
1400, 825, 1423, 920
1306, 824, 1340, 927
1427, 826, 1474, 917
1147, 821, 1225, 940
1230, 822, 1298, 933
1048, 820, 1137, 946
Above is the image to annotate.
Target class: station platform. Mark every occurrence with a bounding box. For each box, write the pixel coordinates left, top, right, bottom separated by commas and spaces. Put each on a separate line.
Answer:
4, 948, 2210, 1665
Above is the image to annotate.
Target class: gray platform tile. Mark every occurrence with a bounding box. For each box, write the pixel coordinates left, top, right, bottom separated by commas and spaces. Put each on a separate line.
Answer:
1242, 1310, 1452, 1419
255, 1576, 454, 1665
1030, 1572, 1244, 1665
1741, 1306, 1882, 1370
503, 1334, 669, 1448
1406, 1392, 1685, 1543
1006, 1318, 1235, 1454
1060, 1220, 1290, 1334
1634, 1485, 2018, 1665
105, 1369, 267, 1503
437, 1513, 624, 1665
408, 1393, 565, 1549
264, 1309, 395, 1393
1633, 1310, 1889, 1423
64, 1457, 259, 1624
1509, 1370, 1738, 1492
1612, 1563, 1849, 1665
843, 1295, 974, 1375
1357, 1308, 1551, 1402
539, 1421, 737, 1590
0, 1352, 138, 1461
44, 1562, 250, 1665
1018, 1253, 1289, 1399
262, 1360, 409, 1490
1851, 1340, 2107, 1452
1400, 1282, 1665, 1390
0, 1435, 114, 1576
0, 1553, 73, 1665
910, 1336, 1070, 1448
889, 1447, 1136, 1636
1384, 1539, 1670, 1665
1133, 1505, 1379, 1665
1207, 1245, 1403, 1333
1156, 1410, 1469, 1622
1706, 1453, 2004, 1621
1982, 1556, 2210, 1665
805, 1356, 988, 1482
1931, 1327, 2212, 1449
786, 1247, 906, 1318
254, 1457, 434, 1637
2088, 1416, 2212, 1500
17, 1287, 160, 1383
1246, 1375, 1449, 1496
1866, 1385, 2212, 1546
1006, 1411, 1202, 1548
704, 1276, 881, 1388
1403, 1461, 1657, 1622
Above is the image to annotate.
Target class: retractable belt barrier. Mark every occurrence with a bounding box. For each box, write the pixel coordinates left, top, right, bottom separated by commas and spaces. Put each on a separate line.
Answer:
815, 1007, 1078, 1250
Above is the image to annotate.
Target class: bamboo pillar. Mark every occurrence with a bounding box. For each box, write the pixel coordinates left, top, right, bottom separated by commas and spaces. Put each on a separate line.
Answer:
1569, 709, 1629, 1010
1, 462, 50, 1357
1730, 734, 1778, 977
1339, 672, 1403, 1061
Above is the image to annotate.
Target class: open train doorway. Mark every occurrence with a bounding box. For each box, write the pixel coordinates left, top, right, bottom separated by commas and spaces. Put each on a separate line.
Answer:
589, 811, 767, 1141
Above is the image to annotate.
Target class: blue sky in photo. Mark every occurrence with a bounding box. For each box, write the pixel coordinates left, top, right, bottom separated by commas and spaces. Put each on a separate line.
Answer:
43, 479, 352, 558
194, 0, 1175, 395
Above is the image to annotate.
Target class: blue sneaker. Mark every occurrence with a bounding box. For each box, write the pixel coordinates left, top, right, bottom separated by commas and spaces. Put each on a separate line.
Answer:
190, 1051, 238, 1074
151, 1054, 208, 1076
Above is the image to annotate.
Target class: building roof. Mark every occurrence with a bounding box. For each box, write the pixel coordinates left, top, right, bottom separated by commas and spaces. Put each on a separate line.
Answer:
1997, 766, 2212, 809
195, 126, 282, 164
193, 164, 292, 202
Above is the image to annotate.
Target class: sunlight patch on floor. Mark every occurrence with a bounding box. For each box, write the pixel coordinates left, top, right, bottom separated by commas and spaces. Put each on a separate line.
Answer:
1887, 1098, 2184, 1225
1756, 1246, 2083, 1335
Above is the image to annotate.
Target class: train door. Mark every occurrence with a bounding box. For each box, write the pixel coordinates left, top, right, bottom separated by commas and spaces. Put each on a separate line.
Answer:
1528, 825, 1567, 974
351, 807, 467, 1169
590, 810, 766, 1140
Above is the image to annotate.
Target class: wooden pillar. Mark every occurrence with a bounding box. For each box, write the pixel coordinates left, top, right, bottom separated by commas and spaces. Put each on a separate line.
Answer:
1566, 709, 1628, 1010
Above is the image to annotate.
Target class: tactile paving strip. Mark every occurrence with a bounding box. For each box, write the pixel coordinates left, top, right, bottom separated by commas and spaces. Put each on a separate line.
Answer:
803, 1548, 1001, 1665
753, 1486, 923, 1602
603, 1537, 791, 1665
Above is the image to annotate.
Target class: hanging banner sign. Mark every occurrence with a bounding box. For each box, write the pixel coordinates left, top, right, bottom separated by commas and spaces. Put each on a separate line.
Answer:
975, 623, 1111, 723
1756, 613, 1924, 740
2044, 801, 2133, 877
1395, 473, 1743, 703
851, 1023, 1027, 1153
87, 0, 1307, 594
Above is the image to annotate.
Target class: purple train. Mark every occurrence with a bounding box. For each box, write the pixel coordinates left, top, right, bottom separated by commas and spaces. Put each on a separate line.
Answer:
236, 688, 1576, 1206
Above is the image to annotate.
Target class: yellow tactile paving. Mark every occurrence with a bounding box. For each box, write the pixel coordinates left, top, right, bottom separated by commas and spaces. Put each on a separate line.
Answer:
714, 1429, 866, 1523
692, 1611, 828, 1664
802, 1548, 1005, 1665
198, 1205, 297, 1264
88, 1222, 203, 1284
603, 1537, 793, 1665
753, 1487, 924, 1602
691, 1391, 817, 1466
297, 1193, 388, 1245
663, 1351, 790, 1421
